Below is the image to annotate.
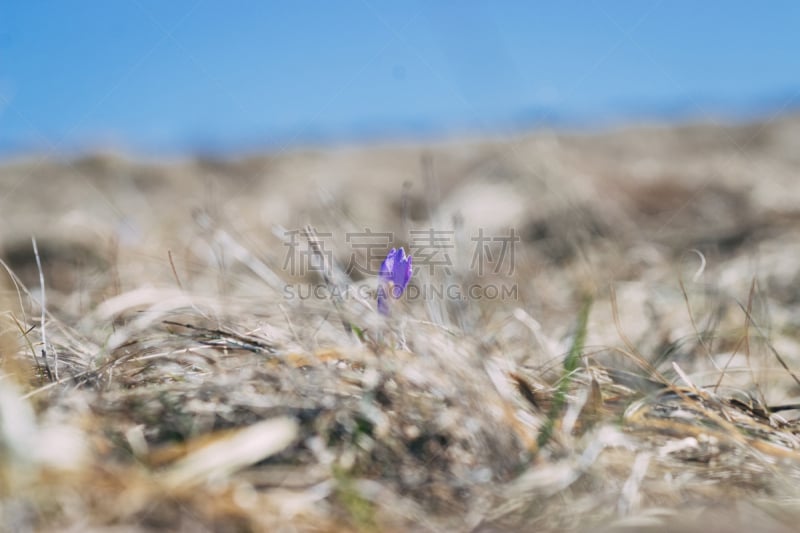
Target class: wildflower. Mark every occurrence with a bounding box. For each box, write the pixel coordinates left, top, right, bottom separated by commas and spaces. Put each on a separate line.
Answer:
377, 247, 412, 315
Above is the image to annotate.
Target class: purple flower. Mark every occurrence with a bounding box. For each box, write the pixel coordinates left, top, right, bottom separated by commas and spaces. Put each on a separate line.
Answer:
377, 247, 412, 315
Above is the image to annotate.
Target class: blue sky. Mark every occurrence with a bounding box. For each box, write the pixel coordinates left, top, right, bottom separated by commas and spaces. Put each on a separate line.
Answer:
1, 1, 799, 154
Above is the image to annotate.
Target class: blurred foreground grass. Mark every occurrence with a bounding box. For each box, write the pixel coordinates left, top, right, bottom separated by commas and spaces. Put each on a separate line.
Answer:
3, 117, 800, 531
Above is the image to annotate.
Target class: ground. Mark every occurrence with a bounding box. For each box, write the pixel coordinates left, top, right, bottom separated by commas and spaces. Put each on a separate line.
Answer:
2, 116, 800, 531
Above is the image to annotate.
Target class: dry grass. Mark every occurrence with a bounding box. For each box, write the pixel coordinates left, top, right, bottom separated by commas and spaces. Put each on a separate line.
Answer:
2, 116, 800, 531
